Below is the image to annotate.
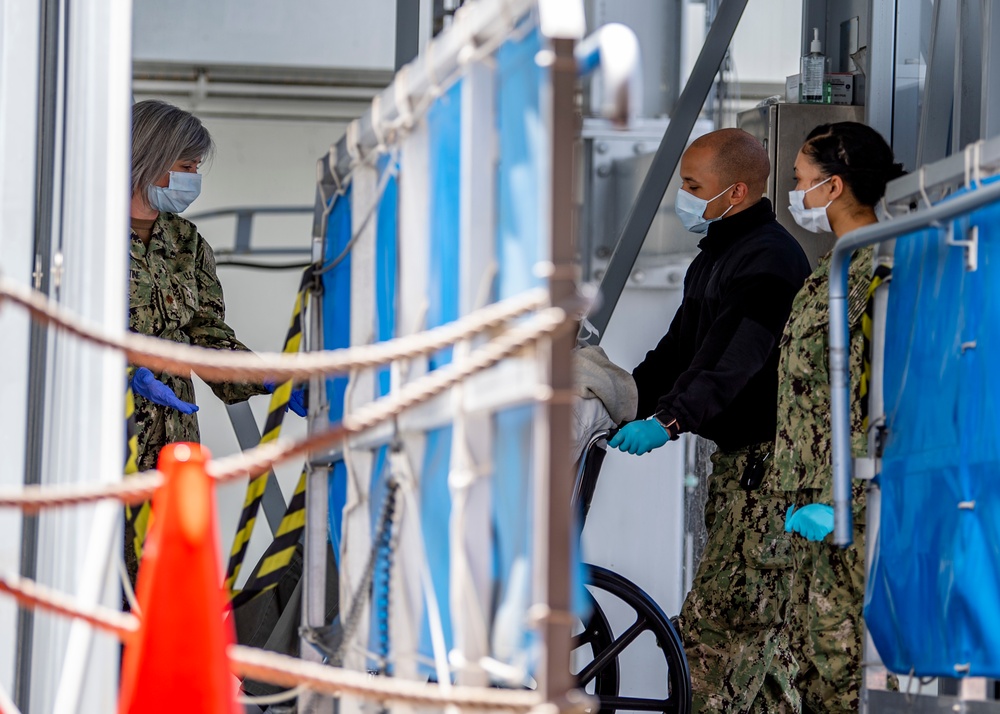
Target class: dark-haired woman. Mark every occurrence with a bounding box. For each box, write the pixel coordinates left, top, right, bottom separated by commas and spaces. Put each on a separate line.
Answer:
771, 121, 904, 713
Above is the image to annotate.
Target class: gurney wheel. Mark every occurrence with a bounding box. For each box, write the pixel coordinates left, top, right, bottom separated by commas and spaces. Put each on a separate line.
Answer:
574, 586, 620, 706
575, 565, 692, 714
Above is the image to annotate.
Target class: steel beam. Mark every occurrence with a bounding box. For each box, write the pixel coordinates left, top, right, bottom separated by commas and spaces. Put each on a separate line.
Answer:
917, 0, 958, 165
981, 0, 1000, 141
583, 0, 749, 342
224, 402, 288, 537
954, 0, 983, 152
866, 0, 898, 146
16, 0, 62, 704
395, 0, 421, 70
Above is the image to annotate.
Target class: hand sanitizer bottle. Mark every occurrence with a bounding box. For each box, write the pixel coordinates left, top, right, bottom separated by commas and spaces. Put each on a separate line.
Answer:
801, 28, 825, 103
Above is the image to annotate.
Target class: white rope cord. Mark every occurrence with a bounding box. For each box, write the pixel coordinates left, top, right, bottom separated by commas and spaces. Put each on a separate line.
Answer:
0, 572, 138, 641
0, 570, 544, 710
209, 306, 567, 470
237, 685, 307, 707
0, 307, 571, 511
0, 474, 163, 511
0, 276, 546, 382
228, 646, 544, 711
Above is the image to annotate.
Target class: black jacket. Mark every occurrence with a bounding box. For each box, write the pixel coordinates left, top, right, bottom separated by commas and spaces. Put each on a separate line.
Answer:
632, 198, 810, 452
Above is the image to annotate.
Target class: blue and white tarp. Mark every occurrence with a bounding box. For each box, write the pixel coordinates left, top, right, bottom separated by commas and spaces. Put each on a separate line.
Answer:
317, 18, 580, 691
867, 178, 1000, 677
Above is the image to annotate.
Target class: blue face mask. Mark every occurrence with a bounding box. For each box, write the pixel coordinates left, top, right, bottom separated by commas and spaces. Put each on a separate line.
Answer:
147, 171, 202, 213
674, 184, 735, 234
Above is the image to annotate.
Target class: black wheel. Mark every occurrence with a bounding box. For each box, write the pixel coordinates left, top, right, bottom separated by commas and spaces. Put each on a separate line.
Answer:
573, 587, 620, 706
575, 565, 692, 714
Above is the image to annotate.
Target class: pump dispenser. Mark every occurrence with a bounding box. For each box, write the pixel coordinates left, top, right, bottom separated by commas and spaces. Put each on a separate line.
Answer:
801, 27, 825, 103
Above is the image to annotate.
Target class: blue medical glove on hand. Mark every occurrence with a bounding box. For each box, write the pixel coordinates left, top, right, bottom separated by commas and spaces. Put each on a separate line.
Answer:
131, 367, 199, 415
785, 504, 835, 542
608, 418, 670, 455
263, 380, 308, 417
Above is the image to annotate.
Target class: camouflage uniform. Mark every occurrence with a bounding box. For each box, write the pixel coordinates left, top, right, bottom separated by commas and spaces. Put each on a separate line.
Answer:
772, 247, 872, 713
126, 212, 267, 576
677, 445, 799, 713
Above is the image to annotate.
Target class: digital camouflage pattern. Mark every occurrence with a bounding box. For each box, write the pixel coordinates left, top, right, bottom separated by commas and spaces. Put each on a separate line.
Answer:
676, 445, 799, 713
126, 212, 267, 578
773, 247, 872, 506
772, 247, 873, 713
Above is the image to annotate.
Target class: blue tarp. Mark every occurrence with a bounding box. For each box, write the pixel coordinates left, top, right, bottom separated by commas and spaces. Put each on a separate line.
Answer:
489, 28, 545, 665
496, 26, 545, 300
867, 180, 1000, 677
418, 80, 463, 663
369, 157, 399, 667
322, 189, 352, 563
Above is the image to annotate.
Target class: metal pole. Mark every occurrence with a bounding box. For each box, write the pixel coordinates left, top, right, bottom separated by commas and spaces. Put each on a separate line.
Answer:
582, 0, 749, 342
300, 280, 333, 713
395, 0, 421, 70
982, 0, 1000, 141
859, 243, 893, 709
829, 179, 1000, 546
866, 0, 898, 147
224, 402, 287, 537
15, 0, 63, 702
916, 0, 957, 166
536, 35, 579, 707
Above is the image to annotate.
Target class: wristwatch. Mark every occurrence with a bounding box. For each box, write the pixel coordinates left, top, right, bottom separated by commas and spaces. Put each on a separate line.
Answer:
652, 412, 680, 440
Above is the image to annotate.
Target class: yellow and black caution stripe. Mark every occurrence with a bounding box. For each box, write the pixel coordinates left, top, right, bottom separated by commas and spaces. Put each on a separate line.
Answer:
124, 371, 152, 564
224, 267, 314, 594
231, 469, 307, 608
861, 263, 892, 432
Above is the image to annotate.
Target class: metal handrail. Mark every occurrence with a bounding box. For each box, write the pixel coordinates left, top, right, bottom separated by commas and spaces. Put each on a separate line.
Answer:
186, 205, 313, 255
829, 179, 1000, 546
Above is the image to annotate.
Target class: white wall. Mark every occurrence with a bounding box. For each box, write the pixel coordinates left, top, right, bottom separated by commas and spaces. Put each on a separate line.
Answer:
730, 0, 802, 84
133, 0, 396, 70
176, 116, 346, 585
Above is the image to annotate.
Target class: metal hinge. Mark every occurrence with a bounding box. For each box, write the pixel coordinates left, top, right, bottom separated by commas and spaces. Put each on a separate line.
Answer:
51, 251, 64, 290
32, 254, 44, 290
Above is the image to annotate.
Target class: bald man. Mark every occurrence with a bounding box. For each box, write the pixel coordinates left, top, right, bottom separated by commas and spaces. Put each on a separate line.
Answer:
609, 129, 810, 712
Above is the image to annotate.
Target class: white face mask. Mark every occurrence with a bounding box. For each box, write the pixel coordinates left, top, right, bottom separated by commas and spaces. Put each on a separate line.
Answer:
147, 171, 202, 213
788, 177, 833, 233
674, 184, 735, 234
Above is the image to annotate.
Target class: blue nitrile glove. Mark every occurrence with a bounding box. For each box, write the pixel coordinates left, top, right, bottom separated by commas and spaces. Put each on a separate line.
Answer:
263, 380, 308, 417
131, 367, 199, 415
608, 418, 670, 455
785, 504, 835, 542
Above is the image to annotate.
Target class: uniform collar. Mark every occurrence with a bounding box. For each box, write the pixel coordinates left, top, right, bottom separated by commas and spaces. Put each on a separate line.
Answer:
698, 198, 775, 255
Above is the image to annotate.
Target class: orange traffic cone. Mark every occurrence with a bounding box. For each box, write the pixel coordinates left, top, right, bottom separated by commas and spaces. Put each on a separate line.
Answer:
119, 443, 240, 714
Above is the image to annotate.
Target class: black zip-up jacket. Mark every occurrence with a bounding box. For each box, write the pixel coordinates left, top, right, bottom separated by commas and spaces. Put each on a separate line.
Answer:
633, 198, 810, 452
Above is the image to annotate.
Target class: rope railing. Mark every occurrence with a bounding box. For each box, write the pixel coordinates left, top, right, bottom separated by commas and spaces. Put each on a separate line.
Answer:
229, 646, 545, 711
0, 276, 546, 382
0, 306, 573, 511
0, 572, 139, 641
0, 570, 551, 711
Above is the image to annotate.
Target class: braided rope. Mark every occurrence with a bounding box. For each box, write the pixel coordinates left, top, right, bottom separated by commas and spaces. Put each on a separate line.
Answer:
0, 571, 544, 710
0, 572, 138, 641
0, 277, 546, 382
228, 645, 544, 711
0, 475, 163, 512
0, 307, 571, 510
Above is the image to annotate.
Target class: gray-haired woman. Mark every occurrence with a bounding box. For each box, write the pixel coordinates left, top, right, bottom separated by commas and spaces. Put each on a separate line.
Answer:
125, 100, 275, 581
